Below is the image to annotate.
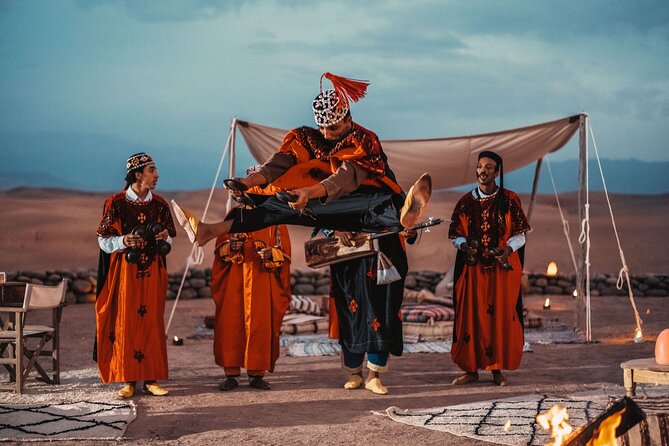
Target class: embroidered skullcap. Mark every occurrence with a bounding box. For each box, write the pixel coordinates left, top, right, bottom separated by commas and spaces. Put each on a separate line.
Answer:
312, 72, 369, 127
126, 152, 154, 173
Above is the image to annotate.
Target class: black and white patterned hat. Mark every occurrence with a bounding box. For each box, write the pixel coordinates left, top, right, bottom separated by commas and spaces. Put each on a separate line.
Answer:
126, 152, 154, 173
312, 89, 349, 127
312, 72, 369, 127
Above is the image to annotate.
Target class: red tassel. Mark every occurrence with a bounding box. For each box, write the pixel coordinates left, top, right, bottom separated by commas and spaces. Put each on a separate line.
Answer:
321, 72, 370, 105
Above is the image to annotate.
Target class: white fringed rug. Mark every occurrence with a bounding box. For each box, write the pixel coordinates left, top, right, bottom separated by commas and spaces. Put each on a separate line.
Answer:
0, 367, 136, 441
377, 394, 607, 446
0, 400, 136, 441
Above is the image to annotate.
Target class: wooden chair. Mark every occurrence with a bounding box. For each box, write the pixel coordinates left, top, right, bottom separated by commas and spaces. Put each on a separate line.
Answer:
0, 279, 68, 393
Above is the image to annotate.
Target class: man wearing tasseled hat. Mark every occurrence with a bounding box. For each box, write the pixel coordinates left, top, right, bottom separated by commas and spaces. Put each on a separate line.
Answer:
95, 153, 176, 398
170, 72, 430, 247
448, 150, 531, 387
171, 72, 430, 393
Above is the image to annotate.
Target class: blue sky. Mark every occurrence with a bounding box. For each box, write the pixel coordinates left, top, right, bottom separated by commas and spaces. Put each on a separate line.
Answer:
1, 0, 668, 190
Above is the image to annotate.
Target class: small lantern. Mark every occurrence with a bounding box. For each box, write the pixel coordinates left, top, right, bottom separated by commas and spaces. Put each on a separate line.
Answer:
543, 297, 551, 310
546, 261, 558, 277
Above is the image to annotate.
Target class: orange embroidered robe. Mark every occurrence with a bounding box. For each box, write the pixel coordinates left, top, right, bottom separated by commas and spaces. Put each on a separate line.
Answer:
258, 123, 402, 194
210, 225, 291, 373
95, 192, 176, 383
448, 189, 531, 372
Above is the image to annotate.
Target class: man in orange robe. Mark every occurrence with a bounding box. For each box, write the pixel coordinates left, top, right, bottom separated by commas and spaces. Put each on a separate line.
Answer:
95, 153, 176, 398
448, 151, 530, 386
210, 223, 291, 391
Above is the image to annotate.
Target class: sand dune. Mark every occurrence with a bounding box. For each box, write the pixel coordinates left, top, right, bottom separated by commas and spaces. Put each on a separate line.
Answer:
1, 187, 667, 275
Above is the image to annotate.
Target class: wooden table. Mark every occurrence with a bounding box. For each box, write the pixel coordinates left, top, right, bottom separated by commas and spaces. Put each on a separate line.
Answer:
620, 357, 669, 397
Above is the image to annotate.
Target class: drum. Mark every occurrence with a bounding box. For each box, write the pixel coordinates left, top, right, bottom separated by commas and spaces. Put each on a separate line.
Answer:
304, 233, 376, 269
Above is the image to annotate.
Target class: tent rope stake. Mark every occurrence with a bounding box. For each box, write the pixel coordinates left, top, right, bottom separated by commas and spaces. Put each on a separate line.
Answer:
165, 118, 236, 335
588, 121, 643, 340
545, 158, 578, 273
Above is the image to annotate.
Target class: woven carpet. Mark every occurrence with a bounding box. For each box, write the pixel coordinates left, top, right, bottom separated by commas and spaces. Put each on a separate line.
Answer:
378, 394, 607, 446
0, 367, 136, 441
280, 335, 532, 357
0, 401, 136, 441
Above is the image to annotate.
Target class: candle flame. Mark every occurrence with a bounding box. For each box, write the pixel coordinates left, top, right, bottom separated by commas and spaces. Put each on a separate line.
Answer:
174, 336, 179, 342
546, 261, 558, 276
634, 328, 643, 343
572, 289, 578, 297
544, 297, 551, 309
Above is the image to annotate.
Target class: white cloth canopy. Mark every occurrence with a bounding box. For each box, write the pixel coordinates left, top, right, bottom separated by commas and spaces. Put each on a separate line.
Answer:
236, 115, 581, 190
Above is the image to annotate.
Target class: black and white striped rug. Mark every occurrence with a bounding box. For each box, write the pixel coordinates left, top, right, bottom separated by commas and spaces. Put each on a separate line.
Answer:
0, 400, 136, 441
378, 394, 607, 446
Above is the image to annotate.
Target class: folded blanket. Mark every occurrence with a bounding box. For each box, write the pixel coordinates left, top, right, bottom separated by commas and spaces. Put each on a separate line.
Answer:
400, 304, 455, 323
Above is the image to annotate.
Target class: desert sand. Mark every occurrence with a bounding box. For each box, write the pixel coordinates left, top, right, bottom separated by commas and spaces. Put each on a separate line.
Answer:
1, 187, 668, 445
1, 187, 668, 275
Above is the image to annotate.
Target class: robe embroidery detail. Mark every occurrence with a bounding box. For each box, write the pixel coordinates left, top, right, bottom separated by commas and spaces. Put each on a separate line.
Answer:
138, 305, 147, 318
348, 298, 358, 313
133, 350, 145, 363
371, 318, 380, 331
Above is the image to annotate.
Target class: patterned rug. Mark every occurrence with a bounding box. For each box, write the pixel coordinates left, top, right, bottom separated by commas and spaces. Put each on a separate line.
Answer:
280, 334, 533, 357
0, 401, 136, 441
378, 394, 607, 446
0, 367, 136, 441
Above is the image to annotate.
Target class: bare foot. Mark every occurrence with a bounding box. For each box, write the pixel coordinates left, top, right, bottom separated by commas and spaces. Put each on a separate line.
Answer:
194, 222, 216, 246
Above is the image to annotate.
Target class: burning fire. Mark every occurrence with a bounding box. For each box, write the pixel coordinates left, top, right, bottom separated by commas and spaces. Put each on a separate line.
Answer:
543, 297, 551, 310
538, 405, 626, 446
546, 261, 558, 276
537, 405, 573, 446
589, 408, 624, 446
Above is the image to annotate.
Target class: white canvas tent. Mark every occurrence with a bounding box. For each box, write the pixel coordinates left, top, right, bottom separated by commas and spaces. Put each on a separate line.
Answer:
167, 113, 641, 344
233, 114, 596, 337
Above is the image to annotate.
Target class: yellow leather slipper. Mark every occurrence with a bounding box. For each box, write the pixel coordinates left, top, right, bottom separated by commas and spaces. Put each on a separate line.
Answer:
364, 377, 388, 395
400, 172, 432, 228
117, 383, 135, 399
171, 199, 199, 244
344, 374, 363, 390
143, 382, 169, 396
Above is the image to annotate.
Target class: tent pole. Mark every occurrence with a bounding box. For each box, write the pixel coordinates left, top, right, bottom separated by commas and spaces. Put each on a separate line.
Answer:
226, 118, 238, 211
575, 113, 588, 340
526, 158, 543, 223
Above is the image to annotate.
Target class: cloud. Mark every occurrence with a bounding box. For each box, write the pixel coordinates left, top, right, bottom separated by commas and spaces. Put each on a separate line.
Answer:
76, 0, 244, 22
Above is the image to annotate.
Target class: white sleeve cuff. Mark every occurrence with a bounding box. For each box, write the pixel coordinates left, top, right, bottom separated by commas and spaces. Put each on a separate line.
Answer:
98, 235, 126, 254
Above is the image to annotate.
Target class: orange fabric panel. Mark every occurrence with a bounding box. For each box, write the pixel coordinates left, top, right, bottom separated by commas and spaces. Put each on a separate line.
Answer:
328, 295, 340, 339
95, 253, 169, 383
210, 226, 291, 373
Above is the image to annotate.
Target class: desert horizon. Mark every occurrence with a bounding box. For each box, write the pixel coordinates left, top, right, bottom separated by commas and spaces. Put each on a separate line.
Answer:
1, 186, 667, 276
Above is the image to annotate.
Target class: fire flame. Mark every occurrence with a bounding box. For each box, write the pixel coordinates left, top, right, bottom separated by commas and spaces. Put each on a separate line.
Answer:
544, 297, 551, 309
634, 328, 643, 343
503, 419, 511, 432
572, 289, 578, 297
546, 261, 558, 276
589, 408, 624, 446
537, 405, 572, 446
